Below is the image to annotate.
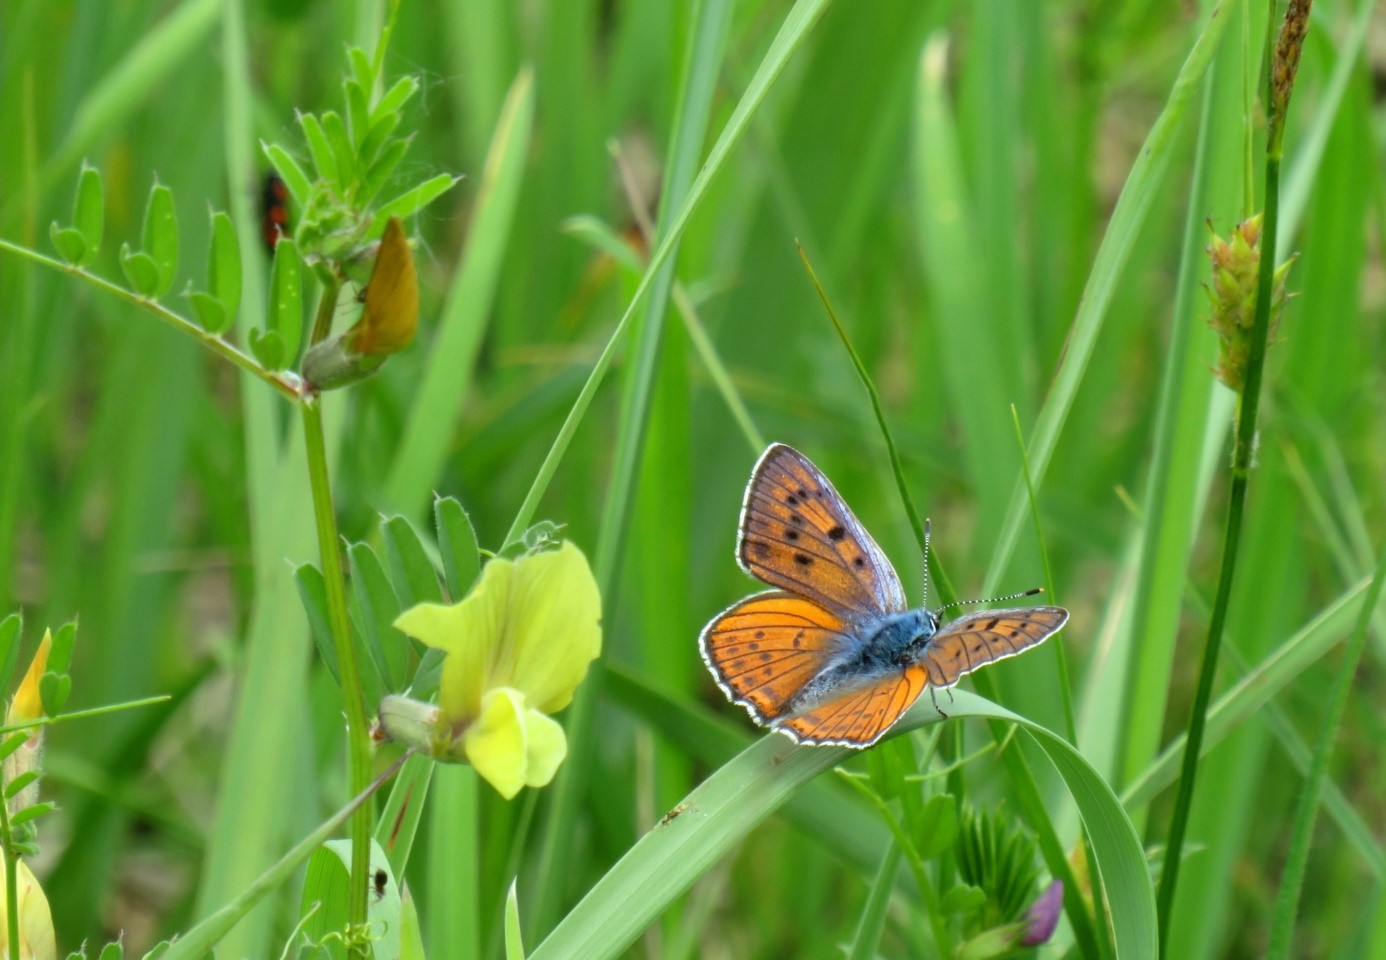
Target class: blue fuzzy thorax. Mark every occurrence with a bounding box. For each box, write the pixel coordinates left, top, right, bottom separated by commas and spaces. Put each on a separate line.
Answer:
787, 608, 940, 713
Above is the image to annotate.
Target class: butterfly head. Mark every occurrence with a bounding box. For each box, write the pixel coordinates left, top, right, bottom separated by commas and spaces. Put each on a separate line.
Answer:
893, 609, 942, 667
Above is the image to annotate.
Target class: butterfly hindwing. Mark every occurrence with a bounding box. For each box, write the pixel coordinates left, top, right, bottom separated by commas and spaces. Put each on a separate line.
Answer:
779, 664, 928, 747
699, 591, 851, 723
918, 606, 1069, 688
738, 443, 906, 617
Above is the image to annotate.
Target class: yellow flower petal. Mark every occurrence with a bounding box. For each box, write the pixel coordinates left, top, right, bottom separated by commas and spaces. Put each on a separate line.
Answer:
392, 542, 602, 728
464, 688, 530, 800
8, 631, 51, 726
394, 571, 508, 725
0, 860, 56, 960
492, 541, 602, 713
520, 706, 567, 789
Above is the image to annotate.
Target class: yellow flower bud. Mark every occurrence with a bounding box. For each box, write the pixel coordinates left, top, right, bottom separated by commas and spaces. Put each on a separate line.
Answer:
5, 633, 50, 815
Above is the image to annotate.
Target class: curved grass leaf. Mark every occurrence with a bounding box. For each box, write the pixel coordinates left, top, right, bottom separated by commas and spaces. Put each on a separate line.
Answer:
531, 690, 1153, 960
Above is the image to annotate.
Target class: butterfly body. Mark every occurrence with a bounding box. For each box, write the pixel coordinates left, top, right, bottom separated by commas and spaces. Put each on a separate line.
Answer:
785, 608, 935, 711
701, 443, 1069, 748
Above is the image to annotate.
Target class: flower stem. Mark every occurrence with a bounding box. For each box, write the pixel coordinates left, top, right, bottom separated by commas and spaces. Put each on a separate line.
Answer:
0, 793, 20, 960
1156, 2, 1297, 943
0, 238, 309, 403
302, 396, 373, 941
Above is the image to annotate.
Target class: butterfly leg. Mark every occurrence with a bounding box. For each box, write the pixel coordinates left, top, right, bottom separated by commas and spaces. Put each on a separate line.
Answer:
929, 685, 948, 720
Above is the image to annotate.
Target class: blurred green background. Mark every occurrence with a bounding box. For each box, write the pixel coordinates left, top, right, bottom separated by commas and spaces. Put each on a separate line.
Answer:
1, 0, 1383, 957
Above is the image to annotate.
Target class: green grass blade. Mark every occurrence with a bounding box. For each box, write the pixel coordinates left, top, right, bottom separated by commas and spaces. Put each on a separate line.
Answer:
1266, 539, 1386, 959
530, 0, 736, 937
385, 69, 534, 516
501, 0, 837, 545
1118, 25, 1248, 792
426, 764, 481, 960
912, 34, 1018, 551
981, 0, 1234, 597
846, 844, 901, 960
1276, 0, 1376, 245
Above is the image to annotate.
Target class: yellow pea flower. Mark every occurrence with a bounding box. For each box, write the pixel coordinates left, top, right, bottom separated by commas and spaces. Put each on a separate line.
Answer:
382, 541, 602, 799
6, 630, 48, 727
0, 860, 55, 960
5, 631, 50, 815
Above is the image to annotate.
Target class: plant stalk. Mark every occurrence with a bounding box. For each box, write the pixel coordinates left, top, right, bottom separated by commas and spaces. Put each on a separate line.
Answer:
1156, 11, 1292, 940
302, 395, 373, 942
0, 793, 19, 960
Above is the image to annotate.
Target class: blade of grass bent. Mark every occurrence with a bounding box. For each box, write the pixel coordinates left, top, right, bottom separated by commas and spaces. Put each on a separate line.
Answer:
981, 0, 1234, 597
603, 662, 891, 877
530, 690, 1154, 960
501, 0, 837, 546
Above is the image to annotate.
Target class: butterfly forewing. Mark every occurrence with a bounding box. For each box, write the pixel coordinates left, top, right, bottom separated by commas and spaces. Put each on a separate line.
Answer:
738, 444, 906, 617
779, 665, 928, 747
699, 591, 854, 723
918, 606, 1068, 688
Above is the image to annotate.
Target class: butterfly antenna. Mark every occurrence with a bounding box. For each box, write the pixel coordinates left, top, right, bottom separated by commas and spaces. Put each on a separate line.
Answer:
921, 518, 933, 610
936, 586, 1044, 616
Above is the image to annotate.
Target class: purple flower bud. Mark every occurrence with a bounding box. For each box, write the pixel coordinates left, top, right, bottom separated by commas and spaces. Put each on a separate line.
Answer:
1020, 879, 1064, 946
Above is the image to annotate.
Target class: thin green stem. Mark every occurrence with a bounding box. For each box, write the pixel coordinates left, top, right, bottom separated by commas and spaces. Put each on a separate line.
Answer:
1010, 407, 1076, 745
835, 774, 952, 957
0, 791, 19, 960
796, 242, 928, 559
0, 694, 171, 734
302, 399, 373, 943
309, 270, 341, 347
0, 238, 308, 403
1156, 37, 1286, 949
798, 241, 1102, 960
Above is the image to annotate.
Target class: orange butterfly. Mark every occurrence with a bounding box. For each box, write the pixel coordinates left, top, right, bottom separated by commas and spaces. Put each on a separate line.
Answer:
700, 443, 1068, 748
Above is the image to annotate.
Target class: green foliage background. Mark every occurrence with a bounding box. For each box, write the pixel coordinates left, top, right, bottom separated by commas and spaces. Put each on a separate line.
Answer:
0, 0, 1383, 957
